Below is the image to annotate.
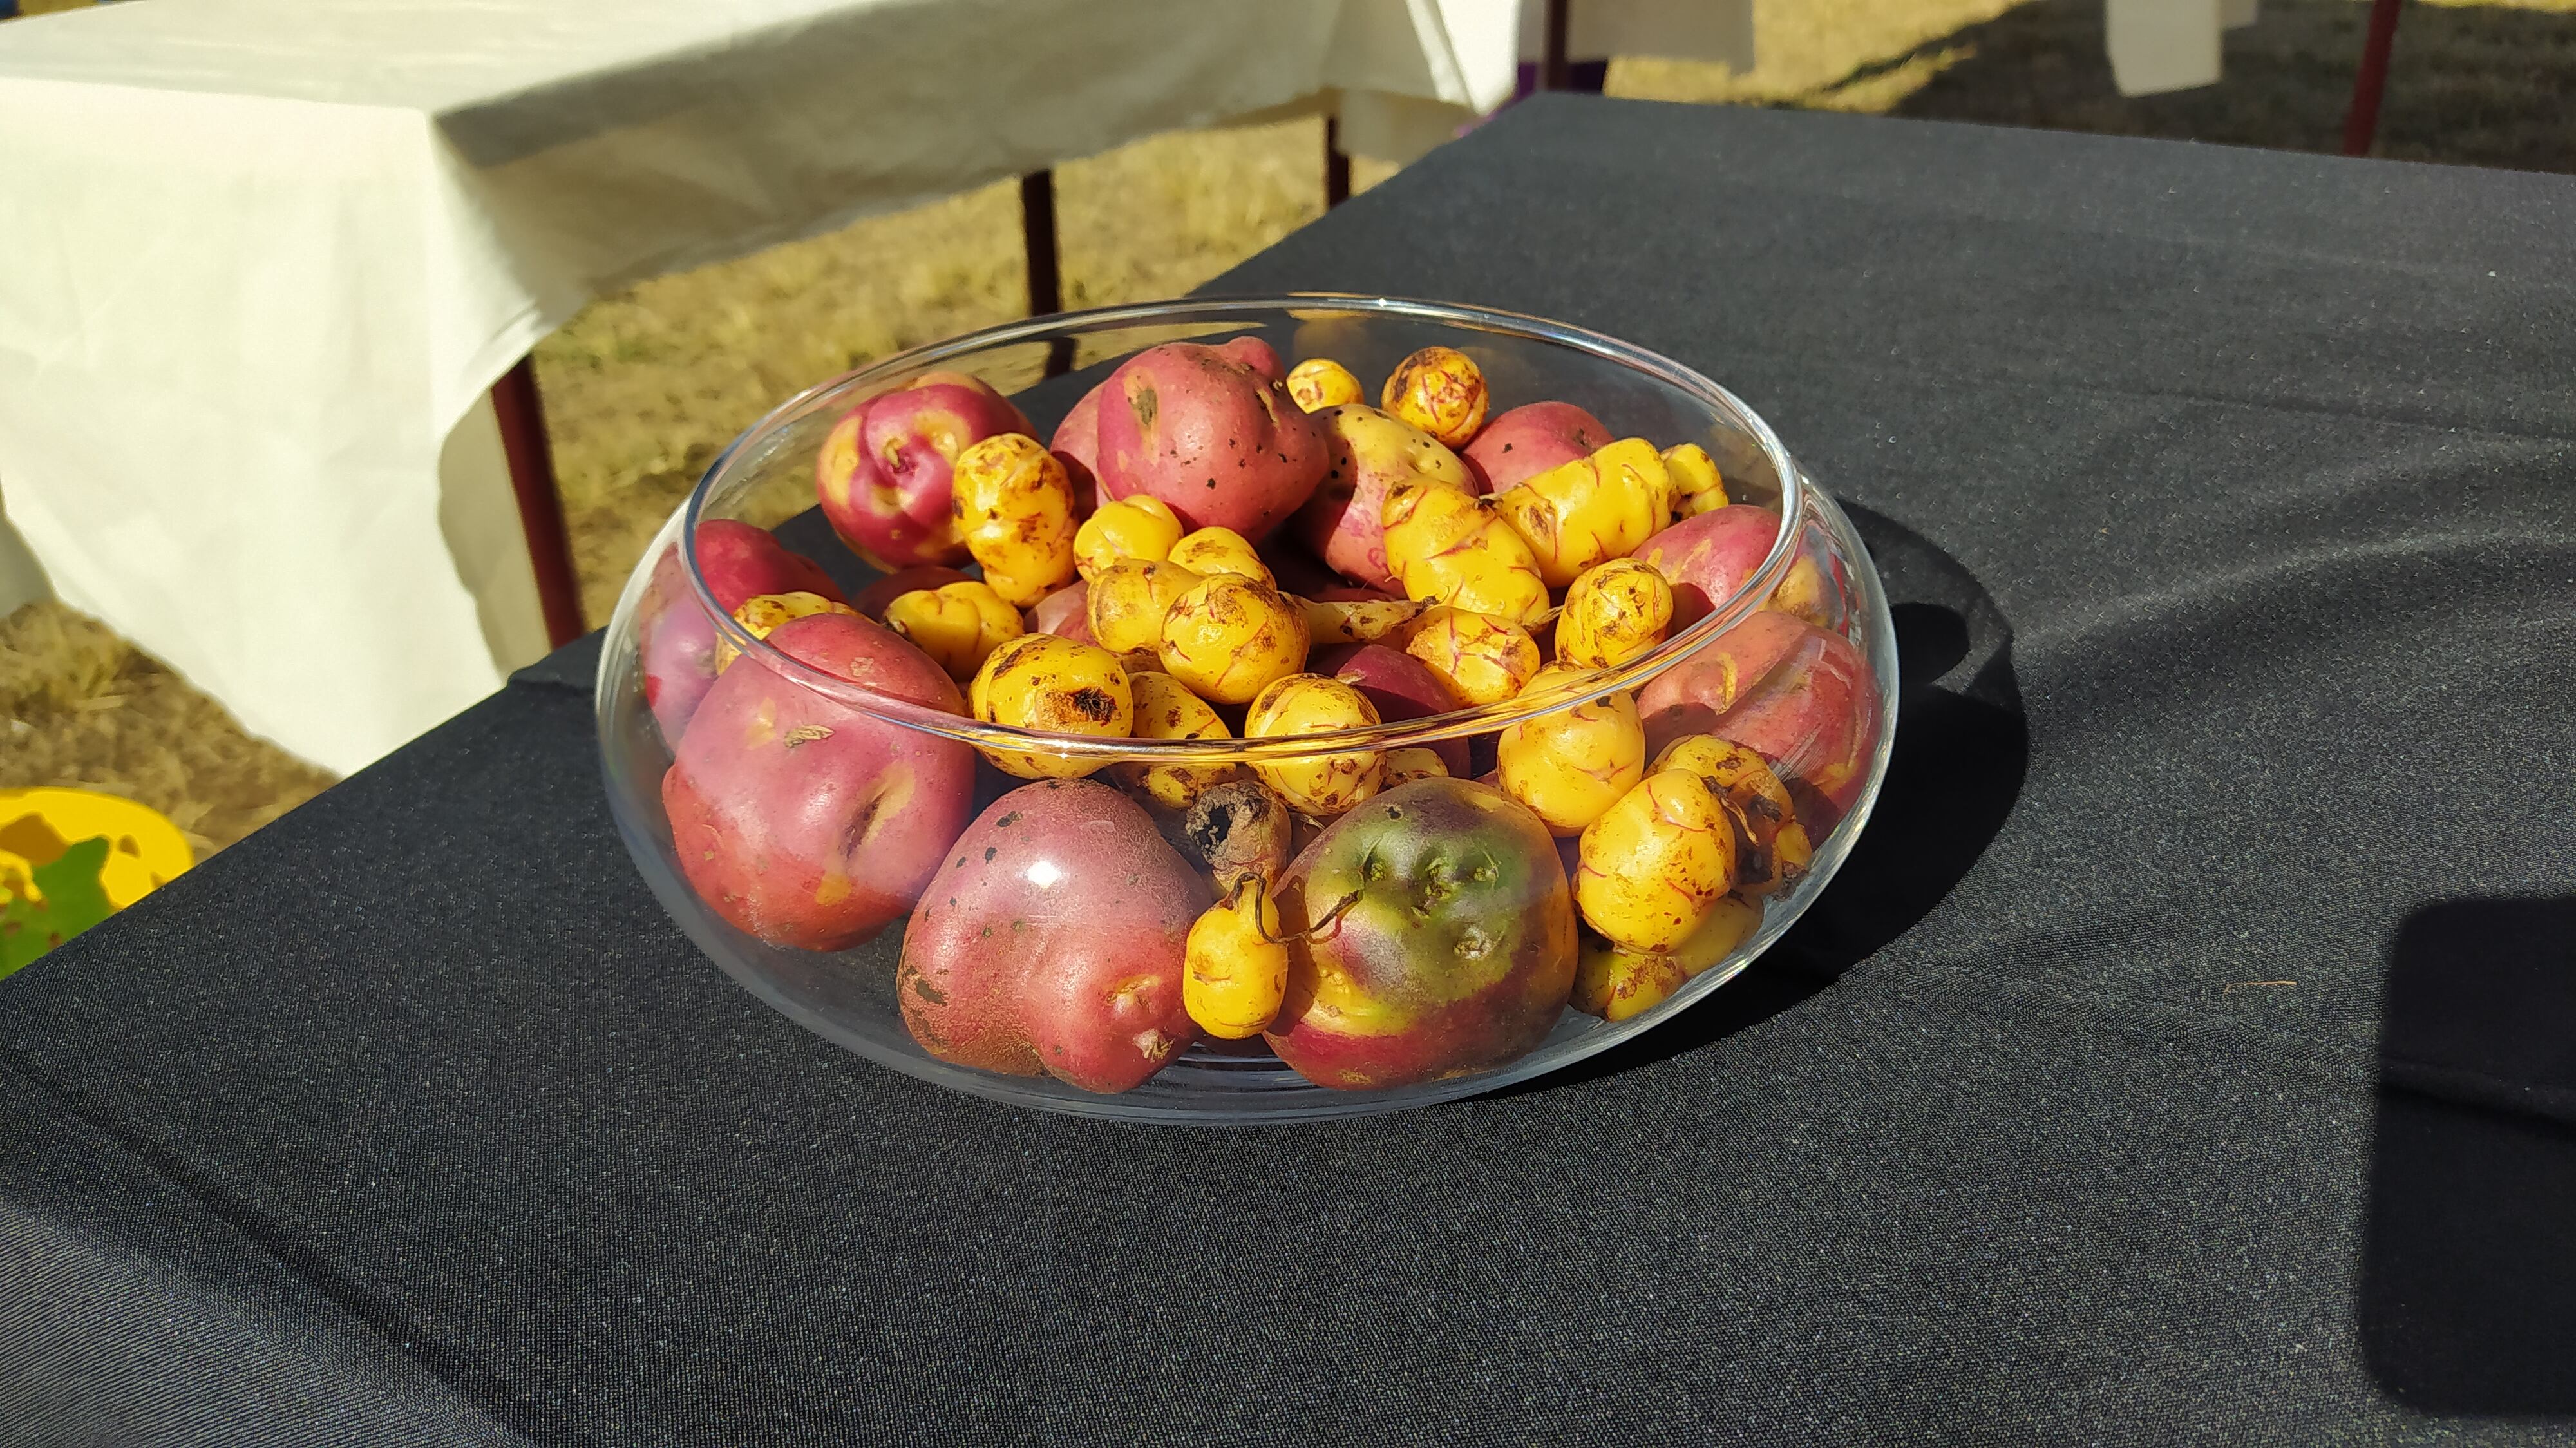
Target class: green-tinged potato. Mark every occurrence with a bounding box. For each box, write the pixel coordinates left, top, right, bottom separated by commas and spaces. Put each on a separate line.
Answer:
970, 633, 1133, 779
898, 779, 1206, 1092
1074, 494, 1184, 583
1285, 357, 1363, 412
882, 580, 1021, 681
1661, 443, 1728, 519
1495, 664, 1646, 837
951, 433, 1078, 605
1245, 673, 1383, 817
1381, 346, 1489, 449
1160, 575, 1309, 705
1086, 558, 1202, 656
1404, 605, 1542, 707
1266, 777, 1577, 1089
1167, 525, 1274, 584
1493, 438, 1669, 589
1113, 670, 1241, 812
1293, 405, 1476, 591
1556, 559, 1675, 671
1574, 768, 1738, 953
665, 613, 975, 950
1382, 479, 1549, 625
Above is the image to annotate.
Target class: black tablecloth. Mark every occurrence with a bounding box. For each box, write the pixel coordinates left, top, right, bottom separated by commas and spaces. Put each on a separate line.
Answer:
8, 97, 2576, 1445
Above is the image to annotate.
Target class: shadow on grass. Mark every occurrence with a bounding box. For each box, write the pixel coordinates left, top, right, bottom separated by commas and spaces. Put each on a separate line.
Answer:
1822, 0, 2576, 176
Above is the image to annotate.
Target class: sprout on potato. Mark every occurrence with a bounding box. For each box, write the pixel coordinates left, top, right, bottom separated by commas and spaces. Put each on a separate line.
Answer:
1184, 876, 1290, 1039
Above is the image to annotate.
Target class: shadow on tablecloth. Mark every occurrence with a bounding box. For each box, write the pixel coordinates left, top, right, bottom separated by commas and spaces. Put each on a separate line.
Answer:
2360, 898, 2576, 1416
1510, 500, 2029, 1093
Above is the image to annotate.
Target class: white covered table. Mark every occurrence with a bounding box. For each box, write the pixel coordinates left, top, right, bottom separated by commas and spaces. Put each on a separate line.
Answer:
0, 0, 1518, 772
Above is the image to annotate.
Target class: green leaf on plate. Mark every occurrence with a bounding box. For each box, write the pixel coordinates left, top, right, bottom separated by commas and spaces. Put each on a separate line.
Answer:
0, 835, 116, 982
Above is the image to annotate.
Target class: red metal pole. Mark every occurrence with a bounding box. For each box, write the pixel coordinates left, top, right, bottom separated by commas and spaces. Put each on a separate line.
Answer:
1542, 0, 1571, 91
2342, 0, 2404, 157
490, 357, 585, 649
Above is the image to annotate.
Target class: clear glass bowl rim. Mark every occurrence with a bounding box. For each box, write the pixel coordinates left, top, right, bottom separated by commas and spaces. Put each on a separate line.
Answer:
675, 292, 1812, 763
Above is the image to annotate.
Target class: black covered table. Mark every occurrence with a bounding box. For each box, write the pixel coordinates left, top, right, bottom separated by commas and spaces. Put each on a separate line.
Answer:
8, 98, 2575, 1444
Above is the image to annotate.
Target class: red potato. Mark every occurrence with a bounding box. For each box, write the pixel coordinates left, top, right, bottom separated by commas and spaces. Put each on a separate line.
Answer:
1631, 504, 1781, 620
1094, 341, 1329, 539
1313, 584, 1406, 603
849, 565, 974, 622
638, 521, 849, 742
1050, 379, 1107, 517
1311, 643, 1470, 776
1027, 580, 1094, 643
898, 779, 1208, 1093
1636, 610, 1879, 824
816, 374, 1034, 571
1463, 401, 1611, 495
663, 612, 976, 950
1215, 335, 1286, 382
1291, 404, 1476, 591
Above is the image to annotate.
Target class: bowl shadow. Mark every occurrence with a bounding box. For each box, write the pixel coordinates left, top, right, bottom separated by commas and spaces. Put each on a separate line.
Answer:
1502, 500, 2029, 1094
2359, 897, 2576, 1416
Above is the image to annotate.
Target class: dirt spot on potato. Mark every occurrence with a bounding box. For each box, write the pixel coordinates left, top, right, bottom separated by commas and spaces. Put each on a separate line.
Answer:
1070, 687, 1118, 723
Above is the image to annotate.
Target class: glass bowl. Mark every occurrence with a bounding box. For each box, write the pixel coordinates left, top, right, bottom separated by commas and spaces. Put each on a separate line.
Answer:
595, 295, 1896, 1123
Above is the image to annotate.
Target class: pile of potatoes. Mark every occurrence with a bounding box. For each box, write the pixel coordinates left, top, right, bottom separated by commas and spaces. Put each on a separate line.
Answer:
636, 336, 1877, 1095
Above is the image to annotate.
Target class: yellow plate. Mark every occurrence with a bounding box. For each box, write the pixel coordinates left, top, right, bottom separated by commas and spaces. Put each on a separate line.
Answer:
0, 788, 194, 911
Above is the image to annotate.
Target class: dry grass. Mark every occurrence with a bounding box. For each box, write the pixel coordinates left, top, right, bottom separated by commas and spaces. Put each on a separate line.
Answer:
0, 603, 334, 855
7, 0, 2576, 857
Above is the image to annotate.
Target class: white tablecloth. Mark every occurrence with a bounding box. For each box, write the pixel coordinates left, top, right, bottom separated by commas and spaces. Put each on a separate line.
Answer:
0, 0, 1518, 772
